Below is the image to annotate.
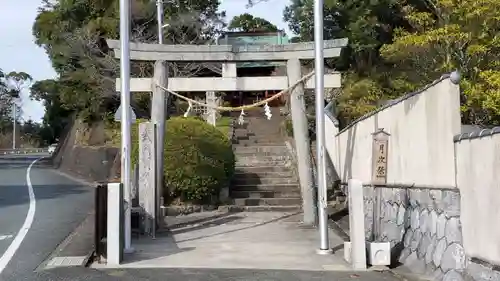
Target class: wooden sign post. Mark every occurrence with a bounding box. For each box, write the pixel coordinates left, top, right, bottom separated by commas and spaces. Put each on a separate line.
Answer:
371, 128, 390, 185
371, 128, 390, 241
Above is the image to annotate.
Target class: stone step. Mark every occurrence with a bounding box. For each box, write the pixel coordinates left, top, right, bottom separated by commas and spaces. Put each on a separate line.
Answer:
235, 159, 291, 167
234, 151, 289, 158
231, 183, 299, 192
231, 183, 300, 192
219, 205, 301, 212
233, 139, 285, 146
233, 145, 289, 155
233, 197, 302, 207
232, 176, 297, 185
235, 155, 290, 166
233, 134, 285, 142
235, 166, 293, 174
233, 129, 283, 136
231, 190, 301, 199
241, 128, 283, 134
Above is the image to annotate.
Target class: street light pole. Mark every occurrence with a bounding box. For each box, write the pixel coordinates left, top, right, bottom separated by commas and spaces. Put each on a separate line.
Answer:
119, 0, 133, 253
314, 0, 332, 254
12, 103, 16, 150
156, 0, 164, 44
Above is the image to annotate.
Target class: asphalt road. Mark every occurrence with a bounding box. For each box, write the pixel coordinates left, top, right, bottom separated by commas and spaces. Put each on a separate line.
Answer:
13, 267, 404, 281
0, 155, 94, 281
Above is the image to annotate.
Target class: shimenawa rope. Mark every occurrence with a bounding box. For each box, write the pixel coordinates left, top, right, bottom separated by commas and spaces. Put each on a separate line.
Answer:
153, 71, 315, 112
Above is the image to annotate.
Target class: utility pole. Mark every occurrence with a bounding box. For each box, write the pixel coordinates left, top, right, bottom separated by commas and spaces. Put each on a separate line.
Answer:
314, 0, 332, 255
119, 0, 134, 253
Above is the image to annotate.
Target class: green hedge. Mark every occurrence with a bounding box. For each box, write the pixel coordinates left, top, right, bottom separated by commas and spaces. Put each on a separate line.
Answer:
163, 117, 235, 202
125, 117, 234, 203
107, 116, 235, 203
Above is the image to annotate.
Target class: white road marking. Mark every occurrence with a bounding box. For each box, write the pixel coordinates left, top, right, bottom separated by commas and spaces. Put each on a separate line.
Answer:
0, 235, 13, 241
0, 157, 42, 274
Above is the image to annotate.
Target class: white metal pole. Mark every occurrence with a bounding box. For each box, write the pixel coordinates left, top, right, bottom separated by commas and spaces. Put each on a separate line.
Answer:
314, 0, 331, 254
119, 0, 134, 253
156, 0, 164, 44
12, 103, 16, 150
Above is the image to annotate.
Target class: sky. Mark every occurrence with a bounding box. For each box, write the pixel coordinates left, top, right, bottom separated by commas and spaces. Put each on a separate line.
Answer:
0, 0, 292, 123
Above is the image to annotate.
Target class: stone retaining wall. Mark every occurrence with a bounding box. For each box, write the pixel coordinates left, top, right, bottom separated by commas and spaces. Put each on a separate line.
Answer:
362, 186, 499, 281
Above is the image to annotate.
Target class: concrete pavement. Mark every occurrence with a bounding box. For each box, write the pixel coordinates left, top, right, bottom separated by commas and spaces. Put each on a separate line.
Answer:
93, 211, 350, 271
0, 155, 94, 281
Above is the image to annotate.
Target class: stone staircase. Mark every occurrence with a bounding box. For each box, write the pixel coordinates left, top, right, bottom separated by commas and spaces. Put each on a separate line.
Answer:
230, 109, 302, 211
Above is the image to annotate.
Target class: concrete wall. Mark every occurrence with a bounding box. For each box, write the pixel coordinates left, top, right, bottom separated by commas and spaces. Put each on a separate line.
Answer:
455, 129, 500, 266
325, 74, 500, 280
325, 76, 462, 187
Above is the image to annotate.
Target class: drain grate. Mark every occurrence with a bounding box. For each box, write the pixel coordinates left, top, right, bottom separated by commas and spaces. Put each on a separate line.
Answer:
45, 256, 87, 268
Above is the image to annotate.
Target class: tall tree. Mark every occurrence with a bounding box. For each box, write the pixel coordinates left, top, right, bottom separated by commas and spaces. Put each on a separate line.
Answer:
380, 0, 500, 125
30, 79, 72, 144
283, 0, 409, 123
0, 71, 33, 127
32, 0, 225, 122
229, 13, 278, 32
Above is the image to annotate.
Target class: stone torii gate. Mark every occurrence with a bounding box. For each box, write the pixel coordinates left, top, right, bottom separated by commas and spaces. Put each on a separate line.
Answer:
107, 38, 347, 226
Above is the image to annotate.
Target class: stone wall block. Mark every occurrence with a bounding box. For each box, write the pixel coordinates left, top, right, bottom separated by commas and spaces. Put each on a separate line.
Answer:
426, 263, 438, 277
397, 204, 406, 225
383, 187, 407, 206
406, 251, 427, 274
389, 203, 399, 223
411, 208, 421, 230
445, 217, 463, 244
418, 233, 432, 259
430, 189, 443, 203
409, 189, 421, 208
404, 229, 414, 248
380, 201, 387, 219
441, 243, 466, 272
364, 201, 374, 241
426, 234, 438, 264
437, 213, 447, 238
411, 230, 422, 251
432, 268, 445, 281
441, 190, 461, 217
405, 207, 412, 229
434, 238, 447, 267
420, 191, 433, 210
380, 188, 393, 202
364, 186, 375, 200
443, 270, 465, 281
420, 209, 430, 233
429, 210, 438, 236
399, 247, 412, 263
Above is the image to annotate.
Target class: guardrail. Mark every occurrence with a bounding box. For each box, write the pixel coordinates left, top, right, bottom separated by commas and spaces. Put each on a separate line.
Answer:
0, 148, 49, 155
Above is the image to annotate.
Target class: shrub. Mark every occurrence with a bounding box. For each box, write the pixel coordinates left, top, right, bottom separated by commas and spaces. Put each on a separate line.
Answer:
124, 117, 234, 203
163, 117, 235, 203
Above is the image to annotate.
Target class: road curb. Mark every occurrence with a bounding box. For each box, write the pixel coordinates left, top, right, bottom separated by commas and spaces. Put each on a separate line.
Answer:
37, 211, 95, 270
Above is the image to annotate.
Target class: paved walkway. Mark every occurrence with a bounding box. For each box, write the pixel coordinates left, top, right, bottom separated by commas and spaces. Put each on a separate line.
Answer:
92, 211, 354, 271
